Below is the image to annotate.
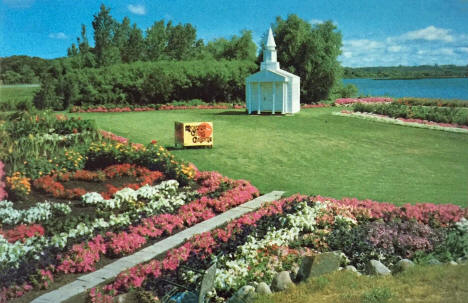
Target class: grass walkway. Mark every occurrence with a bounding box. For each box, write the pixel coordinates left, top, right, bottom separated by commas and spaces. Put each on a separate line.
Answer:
69, 108, 468, 207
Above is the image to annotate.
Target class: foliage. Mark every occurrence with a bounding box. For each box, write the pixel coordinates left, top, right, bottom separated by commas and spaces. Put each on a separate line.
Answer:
0, 111, 99, 178
395, 97, 468, 108
0, 56, 47, 85
327, 220, 447, 270
344, 64, 468, 80
0, 162, 6, 200
353, 103, 468, 126
266, 14, 342, 102
34, 59, 256, 108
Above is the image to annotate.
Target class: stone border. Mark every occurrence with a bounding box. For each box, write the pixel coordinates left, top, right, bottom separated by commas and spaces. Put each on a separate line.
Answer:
31, 191, 285, 303
333, 111, 468, 134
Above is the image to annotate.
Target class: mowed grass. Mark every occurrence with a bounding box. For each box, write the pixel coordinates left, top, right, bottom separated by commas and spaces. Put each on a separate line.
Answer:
68, 108, 468, 206
0, 85, 39, 103
254, 264, 468, 303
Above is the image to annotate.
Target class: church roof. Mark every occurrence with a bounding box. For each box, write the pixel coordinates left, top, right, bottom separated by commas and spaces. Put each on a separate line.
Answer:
246, 69, 288, 82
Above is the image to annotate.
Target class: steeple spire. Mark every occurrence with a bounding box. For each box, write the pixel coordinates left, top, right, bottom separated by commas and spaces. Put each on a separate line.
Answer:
261, 27, 280, 71
266, 27, 276, 49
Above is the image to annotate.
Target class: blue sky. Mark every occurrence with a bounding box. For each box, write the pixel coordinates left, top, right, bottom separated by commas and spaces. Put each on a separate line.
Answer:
1, 0, 467, 67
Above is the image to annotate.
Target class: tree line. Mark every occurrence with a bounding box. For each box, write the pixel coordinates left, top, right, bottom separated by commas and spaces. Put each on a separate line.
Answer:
344, 65, 468, 80
4, 4, 351, 105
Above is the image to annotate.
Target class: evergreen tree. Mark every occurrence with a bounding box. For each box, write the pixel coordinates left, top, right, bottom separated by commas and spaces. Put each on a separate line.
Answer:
92, 4, 120, 66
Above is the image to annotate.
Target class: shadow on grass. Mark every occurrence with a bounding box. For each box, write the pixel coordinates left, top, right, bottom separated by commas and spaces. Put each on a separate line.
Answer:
215, 111, 248, 116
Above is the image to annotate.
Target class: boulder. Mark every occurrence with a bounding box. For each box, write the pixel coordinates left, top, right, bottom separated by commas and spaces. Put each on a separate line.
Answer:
345, 265, 361, 275
367, 260, 391, 276
449, 261, 458, 266
255, 282, 272, 295
426, 258, 441, 265
457, 257, 467, 264
271, 271, 294, 292
296, 252, 341, 282
227, 285, 256, 303
394, 259, 415, 273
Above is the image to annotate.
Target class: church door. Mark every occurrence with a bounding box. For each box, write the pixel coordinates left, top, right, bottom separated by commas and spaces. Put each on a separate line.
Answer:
260, 83, 273, 111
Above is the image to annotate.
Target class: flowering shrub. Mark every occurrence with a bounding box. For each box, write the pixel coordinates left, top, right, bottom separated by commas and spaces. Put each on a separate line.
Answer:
0, 200, 71, 225
336, 111, 468, 133
70, 103, 245, 113
30, 268, 54, 290
0, 161, 7, 200
1, 224, 45, 243
335, 97, 393, 106
33, 164, 164, 200
57, 235, 107, 273
106, 231, 146, 256
5, 172, 31, 198
313, 195, 466, 227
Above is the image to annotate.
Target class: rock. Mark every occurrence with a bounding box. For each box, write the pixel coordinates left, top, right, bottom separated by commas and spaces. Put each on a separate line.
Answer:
289, 264, 300, 281
449, 261, 458, 266
271, 271, 295, 292
367, 260, 391, 276
394, 259, 415, 273
116, 293, 130, 303
457, 257, 467, 264
227, 285, 256, 303
344, 265, 361, 275
296, 252, 341, 282
426, 258, 441, 265
256, 282, 272, 295
167, 291, 198, 303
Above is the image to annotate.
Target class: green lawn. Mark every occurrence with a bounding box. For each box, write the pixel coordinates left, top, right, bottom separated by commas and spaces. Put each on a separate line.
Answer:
69, 108, 468, 207
254, 264, 468, 303
0, 85, 38, 110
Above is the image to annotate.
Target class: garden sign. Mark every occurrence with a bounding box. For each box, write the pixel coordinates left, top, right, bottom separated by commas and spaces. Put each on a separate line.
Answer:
175, 121, 213, 148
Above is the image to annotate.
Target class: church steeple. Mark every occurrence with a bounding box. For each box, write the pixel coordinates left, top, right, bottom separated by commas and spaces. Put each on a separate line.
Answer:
261, 27, 280, 71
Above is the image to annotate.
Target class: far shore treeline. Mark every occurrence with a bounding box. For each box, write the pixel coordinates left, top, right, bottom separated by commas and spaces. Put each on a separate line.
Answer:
0, 4, 467, 110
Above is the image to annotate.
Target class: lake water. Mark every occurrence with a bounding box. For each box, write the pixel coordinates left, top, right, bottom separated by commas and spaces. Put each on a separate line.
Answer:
343, 78, 468, 100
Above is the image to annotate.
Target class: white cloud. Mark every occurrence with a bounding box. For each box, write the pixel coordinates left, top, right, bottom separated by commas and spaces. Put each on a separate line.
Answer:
396, 26, 454, 43
387, 45, 402, 53
309, 19, 338, 26
128, 4, 146, 15
48, 32, 68, 39
342, 51, 352, 58
344, 39, 384, 50
341, 26, 467, 67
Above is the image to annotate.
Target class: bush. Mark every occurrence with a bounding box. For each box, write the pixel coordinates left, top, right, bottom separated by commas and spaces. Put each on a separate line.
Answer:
352, 103, 468, 126
327, 220, 447, 270
35, 60, 257, 108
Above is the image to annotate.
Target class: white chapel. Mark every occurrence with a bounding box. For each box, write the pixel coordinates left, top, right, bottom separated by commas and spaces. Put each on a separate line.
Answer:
246, 27, 300, 114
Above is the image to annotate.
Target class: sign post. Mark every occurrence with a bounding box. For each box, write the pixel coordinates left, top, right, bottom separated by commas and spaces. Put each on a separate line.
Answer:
175, 122, 213, 148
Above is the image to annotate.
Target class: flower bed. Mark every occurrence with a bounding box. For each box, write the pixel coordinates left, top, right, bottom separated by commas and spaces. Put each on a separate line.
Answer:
335, 97, 393, 106
335, 110, 468, 134
0, 169, 259, 301
32, 164, 164, 200
70, 103, 245, 113
83, 194, 467, 302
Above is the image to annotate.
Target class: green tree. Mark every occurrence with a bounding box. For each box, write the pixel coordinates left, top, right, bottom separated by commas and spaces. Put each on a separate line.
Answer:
206, 30, 257, 61
271, 15, 343, 102
123, 24, 145, 62
145, 20, 167, 61
92, 4, 120, 66
165, 22, 197, 60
